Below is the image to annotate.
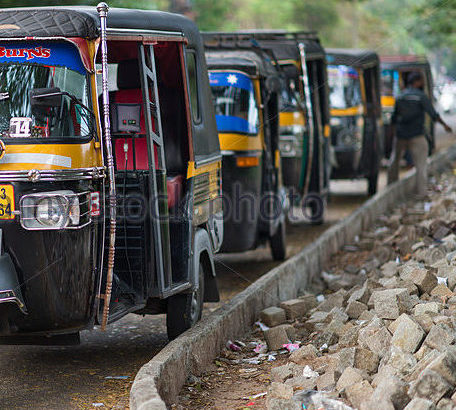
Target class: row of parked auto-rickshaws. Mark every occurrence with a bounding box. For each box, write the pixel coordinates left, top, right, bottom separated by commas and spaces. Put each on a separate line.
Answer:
0, 5, 435, 343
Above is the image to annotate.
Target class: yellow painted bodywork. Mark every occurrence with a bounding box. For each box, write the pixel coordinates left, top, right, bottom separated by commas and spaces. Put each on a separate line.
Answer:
219, 133, 263, 151
0, 140, 101, 171
187, 160, 221, 179
330, 105, 364, 117
279, 111, 306, 127
381, 95, 395, 108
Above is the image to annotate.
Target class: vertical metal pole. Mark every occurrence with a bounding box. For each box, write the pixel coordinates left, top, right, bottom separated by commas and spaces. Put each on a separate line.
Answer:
97, 2, 116, 331
298, 42, 315, 195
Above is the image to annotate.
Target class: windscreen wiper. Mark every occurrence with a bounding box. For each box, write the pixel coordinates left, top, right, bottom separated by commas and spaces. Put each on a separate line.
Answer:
32, 91, 94, 117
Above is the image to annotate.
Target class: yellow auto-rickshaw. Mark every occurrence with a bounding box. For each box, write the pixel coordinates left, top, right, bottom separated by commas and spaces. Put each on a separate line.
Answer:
0, 3, 222, 343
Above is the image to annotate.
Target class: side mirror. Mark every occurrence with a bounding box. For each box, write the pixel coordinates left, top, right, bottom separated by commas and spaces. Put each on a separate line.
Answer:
265, 76, 282, 93
30, 87, 62, 108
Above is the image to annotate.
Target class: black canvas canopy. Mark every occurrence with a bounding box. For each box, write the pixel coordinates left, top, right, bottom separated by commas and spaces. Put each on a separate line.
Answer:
238, 31, 325, 62
326, 48, 379, 69
205, 50, 278, 78
0, 6, 201, 48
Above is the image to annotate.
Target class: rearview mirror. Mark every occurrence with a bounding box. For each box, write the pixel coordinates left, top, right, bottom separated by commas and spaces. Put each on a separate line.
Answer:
30, 87, 62, 108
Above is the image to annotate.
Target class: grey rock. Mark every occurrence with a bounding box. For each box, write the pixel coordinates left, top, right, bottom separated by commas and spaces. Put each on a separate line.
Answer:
409, 369, 452, 404
404, 398, 436, 410
260, 306, 287, 327
391, 314, 425, 353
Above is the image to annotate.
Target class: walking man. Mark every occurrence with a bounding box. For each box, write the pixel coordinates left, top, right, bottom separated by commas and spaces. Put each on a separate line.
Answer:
388, 71, 452, 197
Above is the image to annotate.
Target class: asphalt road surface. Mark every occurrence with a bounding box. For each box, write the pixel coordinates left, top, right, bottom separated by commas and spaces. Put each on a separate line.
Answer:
1, 116, 455, 409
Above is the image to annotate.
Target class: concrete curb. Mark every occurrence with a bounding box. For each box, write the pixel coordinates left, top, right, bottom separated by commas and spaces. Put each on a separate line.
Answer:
130, 145, 456, 409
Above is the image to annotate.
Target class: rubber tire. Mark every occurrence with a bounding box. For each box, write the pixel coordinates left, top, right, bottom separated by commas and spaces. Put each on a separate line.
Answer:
166, 262, 204, 341
270, 219, 286, 261
368, 172, 378, 196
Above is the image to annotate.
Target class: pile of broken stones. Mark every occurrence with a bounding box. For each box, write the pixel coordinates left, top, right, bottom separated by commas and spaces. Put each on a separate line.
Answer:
235, 173, 456, 410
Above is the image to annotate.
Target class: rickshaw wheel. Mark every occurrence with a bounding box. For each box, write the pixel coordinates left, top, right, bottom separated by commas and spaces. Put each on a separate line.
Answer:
270, 219, 286, 261
166, 262, 205, 340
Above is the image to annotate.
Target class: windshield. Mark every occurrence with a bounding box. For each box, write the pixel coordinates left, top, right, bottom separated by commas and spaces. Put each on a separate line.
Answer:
0, 41, 92, 140
381, 69, 400, 97
209, 71, 259, 135
328, 65, 362, 110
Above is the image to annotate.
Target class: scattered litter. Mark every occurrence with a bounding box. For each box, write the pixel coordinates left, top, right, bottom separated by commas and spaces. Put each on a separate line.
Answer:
316, 294, 325, 302
105, 376, 129, 380
254, 343, 267, 354
283, 343, 300, 352
239, 368, 258, 373
424, 202, 432, 212
226, 340, 242, 352
267, 354, 276, 361
255, 321, 270, 331
302, 365, 319, 379
354, 235, 359, 242
438, 276, 449, 285
242, 392, 267, 400
242, 358, 261, 365
319, 343, 328, 352
235, 340, 246, 347
395, 256, 400, 264
359, 268, 367, 275
92, 404, 104, 408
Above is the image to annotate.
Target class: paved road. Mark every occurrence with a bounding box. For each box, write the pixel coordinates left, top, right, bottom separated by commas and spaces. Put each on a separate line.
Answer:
1, 116, 454, 409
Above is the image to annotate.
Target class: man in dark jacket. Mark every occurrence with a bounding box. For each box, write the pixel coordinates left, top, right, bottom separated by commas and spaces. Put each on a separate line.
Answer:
388, 71, 452, 197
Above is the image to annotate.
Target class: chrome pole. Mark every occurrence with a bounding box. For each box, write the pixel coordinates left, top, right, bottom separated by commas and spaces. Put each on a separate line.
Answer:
97, 2, 116, 331
298, 42, 315, 196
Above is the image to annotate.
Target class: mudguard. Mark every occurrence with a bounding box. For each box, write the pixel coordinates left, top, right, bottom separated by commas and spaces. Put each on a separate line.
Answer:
0, 253, 26, 314
193, 228, 219, 302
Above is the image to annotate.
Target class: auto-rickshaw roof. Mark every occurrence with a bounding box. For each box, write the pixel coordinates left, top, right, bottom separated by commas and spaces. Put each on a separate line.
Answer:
326, 48, 379, 69
205, 50, 278, 78
380, 55, 430, 71
235, 30, 326, 62
0, 6, 200, 47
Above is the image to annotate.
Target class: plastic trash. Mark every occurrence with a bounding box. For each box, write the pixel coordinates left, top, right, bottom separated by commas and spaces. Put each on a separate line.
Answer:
242, 392, 267, 400
92, 404, 104, 408
438, 276, 449, 285
283, 343, 300, 352
226, 340, 242, 352
294, 390, 353, 410
254, 343, 267, 354
105, 376, 129, 380
267, 354, 276, 361
316, 294, 325, 302
302, 365, 319, 379
255, 321, 270, 331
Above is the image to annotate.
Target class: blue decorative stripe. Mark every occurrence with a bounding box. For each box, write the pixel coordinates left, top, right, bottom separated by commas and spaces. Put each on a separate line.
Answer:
209, 71, 253, 92
215, 115, 257, 135
0, 41, 86, 74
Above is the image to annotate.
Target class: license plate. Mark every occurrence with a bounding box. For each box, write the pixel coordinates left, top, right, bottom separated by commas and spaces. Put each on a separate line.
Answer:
0, 185, 15, 219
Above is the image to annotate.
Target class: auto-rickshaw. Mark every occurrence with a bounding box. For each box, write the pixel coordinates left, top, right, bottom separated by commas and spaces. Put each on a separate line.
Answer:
0, 4, 223, 344
326, 49, 383, 195
249, 31, 332, 223
380, 55, 435, 158
203, 32, 287, 260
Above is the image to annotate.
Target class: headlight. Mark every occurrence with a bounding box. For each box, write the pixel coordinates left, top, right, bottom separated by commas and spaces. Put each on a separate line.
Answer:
20, 190, 88, 230
36, 197, 67, 227
330, 117, 342, 126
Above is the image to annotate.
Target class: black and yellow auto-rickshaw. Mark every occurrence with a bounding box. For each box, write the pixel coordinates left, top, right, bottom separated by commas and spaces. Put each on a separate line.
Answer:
0, 4, 223, 343
203, 32, 287, 260
326, 49, 383, 195
381, 55, 435, 158
249, 31, 331, 222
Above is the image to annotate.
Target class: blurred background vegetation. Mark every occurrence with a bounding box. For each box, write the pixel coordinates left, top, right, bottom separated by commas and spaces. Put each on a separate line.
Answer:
4, 0, 456, 77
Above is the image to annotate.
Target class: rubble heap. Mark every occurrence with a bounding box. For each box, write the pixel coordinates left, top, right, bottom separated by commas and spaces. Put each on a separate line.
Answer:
261, 176, 456, 409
